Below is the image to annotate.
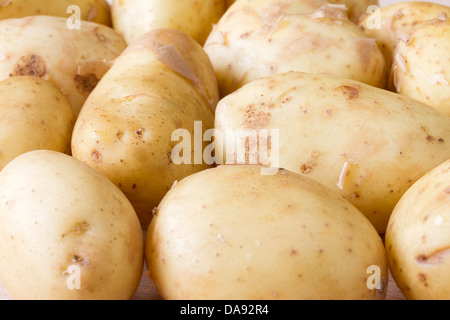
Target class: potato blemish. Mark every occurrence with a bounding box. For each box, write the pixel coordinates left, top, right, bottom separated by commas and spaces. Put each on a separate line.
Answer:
11, 54, 47, 77
337, 84, 360, 100
416, 247, 450, 265
61, 221, 90, 238
74, 74, 99, 95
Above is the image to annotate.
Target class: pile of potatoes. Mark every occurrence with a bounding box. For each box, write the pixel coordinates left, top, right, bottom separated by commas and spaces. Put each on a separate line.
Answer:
0, 0, 448, 301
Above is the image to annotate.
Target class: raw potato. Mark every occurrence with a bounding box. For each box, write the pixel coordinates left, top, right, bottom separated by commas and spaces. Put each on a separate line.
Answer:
359, 1, 450, 71
386, 160, 450, 300
110, 0, 226, 45
0, 150, 144, 300
214, 71, 450, 234
146, 165, 388, 300
391, 18, 450, 115
0, 76, 74, 171
203, 0, 387, 97
0, 0, 112, 26
71, 29, 218, 229
0, 15, 127, 117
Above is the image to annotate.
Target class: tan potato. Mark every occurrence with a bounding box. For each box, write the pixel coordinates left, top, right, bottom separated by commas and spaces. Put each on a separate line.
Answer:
391, 18, 450, 115
0, 76, 74, 171
204, 0, 387, 97
71, 29, 218, 229
0, 16, 127, 118
110, 0, 226, 45
214, 71, 450, 234
386, 160, 450, 300
0, 150, 144, 300
359, 1, 450, 73
0, 0, 112, 26
146, 165, 388, 300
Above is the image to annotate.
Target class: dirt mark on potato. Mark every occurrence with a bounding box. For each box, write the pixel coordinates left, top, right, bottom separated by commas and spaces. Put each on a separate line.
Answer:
11, 54, 47, 77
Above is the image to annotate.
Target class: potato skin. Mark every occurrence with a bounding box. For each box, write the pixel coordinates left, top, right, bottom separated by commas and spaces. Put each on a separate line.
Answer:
0, 76, 74, 171
386, 160, 450, 300
0, 16, 127, 117
146, 165, 388, 300
72, 29, 218, 229
0, 150, 144, 300
204, 0, 386, 97
391, 19, 450, 115
214, 71, 450, 233
0, 0, 112, 26
110, 0, 225, 45
328, 0, 379, 23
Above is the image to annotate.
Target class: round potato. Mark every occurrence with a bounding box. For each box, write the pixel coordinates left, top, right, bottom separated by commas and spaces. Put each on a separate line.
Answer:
146, 165, 388, 300
359, 1, 450, 74
0, 76, 74, 171
391, 18, 450, 115
214, 71, 450, 234
0, 15, 127, 118
0, 0, 112, 26
0, 150, 144, 300
71, 29, 218, 229
204, 0, 387, 97
110, 0, 226, 45
386, 160, 450, 300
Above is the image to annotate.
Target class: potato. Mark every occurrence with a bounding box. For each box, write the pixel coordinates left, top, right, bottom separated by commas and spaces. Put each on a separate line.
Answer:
386, 160, 450, 300
203, 0, 387, 97
391, 18, 450, 115
0, 150, 144, 300
0, 0, 112, 26
359, 1, 450, 72
0, 76, 74, 171
110, 0, 226, 45
71, 29, 218, 229
0, 16, 127, 117
146, 165, 388, 300
214, 71, 450, 234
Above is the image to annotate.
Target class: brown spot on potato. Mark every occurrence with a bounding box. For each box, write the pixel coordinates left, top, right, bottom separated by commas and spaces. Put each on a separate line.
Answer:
134, 128, 145, 139
243, 104, 271, 129
74, 74, 99, 94
12, 54, 46, 77
91, 149, 102, 166
337, 85, 360, 100
416, 247, 450, 265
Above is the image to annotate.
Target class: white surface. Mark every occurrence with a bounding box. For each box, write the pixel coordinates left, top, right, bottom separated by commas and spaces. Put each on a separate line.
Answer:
380, 0, 449, 7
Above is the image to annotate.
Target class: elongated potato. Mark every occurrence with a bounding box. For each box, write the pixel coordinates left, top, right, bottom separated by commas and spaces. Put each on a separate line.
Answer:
0, 150, 144, 300
0, 0, 112, 26
204, 0, 387, 97
392, 18, 450, 115
0, 16, 127, 117
146, 165, 388, 300
386, 160, 450, 300
110, 0, 226, 45
0, 77, 74, 171
359, 1, 450, 71
214, 71, 450, 233
72, 29, 218, 229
